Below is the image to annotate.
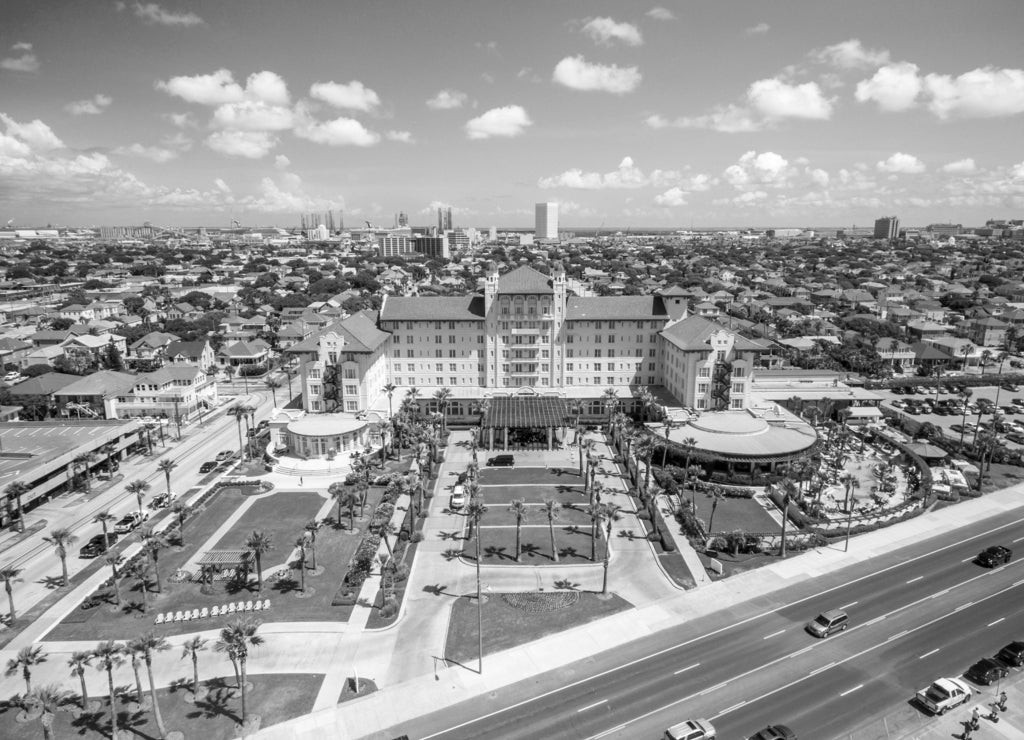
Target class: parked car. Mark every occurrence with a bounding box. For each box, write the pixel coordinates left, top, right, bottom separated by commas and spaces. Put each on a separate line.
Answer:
915, 677, 972, 715
977, 545, 1012, 567
665, 719, 716, 740
257, 419, 270, 431
1006, 432, 1024, 445
965, 657, 1009, 685
199, 461, 218, 473
79, 533, 118, 558
3, 371, 21, 383
215, 451, 234, 462
114, 511, 148, 534
805, 609, 848, 638
151, 492, 175, 509
449, 485, 467, 510
486, 454, 515, 467
996, 641, 1024, 667
748, 726, 797, 740
1002, 383, 1019, 392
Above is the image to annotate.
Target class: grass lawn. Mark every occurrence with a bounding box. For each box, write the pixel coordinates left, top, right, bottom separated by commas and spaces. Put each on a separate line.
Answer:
0, 672, 322, 740
477, 483, 587, 506
480, 501, 594, 528
689, 490, 781, 535
465, 525, 600, 565
209, 490, 324, 570
479, 467, 586, 486
444, 591, 632, 665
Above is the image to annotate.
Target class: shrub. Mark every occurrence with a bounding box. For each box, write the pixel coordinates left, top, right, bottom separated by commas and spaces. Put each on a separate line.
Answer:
660, 533, 676, 552
636, 510, 651, 521
410, 531, 423, 543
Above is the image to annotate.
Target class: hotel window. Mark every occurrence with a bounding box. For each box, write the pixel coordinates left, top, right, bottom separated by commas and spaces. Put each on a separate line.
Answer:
406, 350, 414, 357
567, 377, 574, 385
435, 335, 442, 344
436, 377, 443, 385
502, 306, 509, 315
344, 384, 357, 395
595, 335, 601, 343
697, 383, 709, 394
478, 335, 484, 343
567, 349, 574, 358
697, 398, 707, 410
502, 350, 510, 359
515, 306, 523, 314
567, 334, 574, 343
449, 364, 457, 372
648, 376, 655, 384
595, 349, 602, 358
435, 363, 443, 371
449, 321, 456, 330
733, 367, 745, 377
649, 349, 656, 357
343, 368, 357, 379
595, 321, 603, 329
394, 377, 402, 385
309, 384, 321, 395
435, 349, 443, 358
731, 398, 744, 409
732, 383, 744, 394
594, 377, 601, 384
698, 367, 710, 377
406, 322, 414, 330
650, 334, 657, 342
649, 363, 655, 371
608, 334, 615, 343
435, 321, 442, 330
541, 350, 549, 358
502, 364, 510, 373
608, 321, 615, 329
595, 363, 602, 371
309, 369, 321, 379
449, 350, 456, 358
541, 364, 549, 372
608, 349, 616, 358
567, 363, 574, 371
450, 377, 457, 385
607, 376, 614, 385
392, 349, 400, 358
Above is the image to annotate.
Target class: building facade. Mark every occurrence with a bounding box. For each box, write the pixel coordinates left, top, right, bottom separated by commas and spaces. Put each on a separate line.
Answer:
535, 202, 558, 240
873, 216, 900, 240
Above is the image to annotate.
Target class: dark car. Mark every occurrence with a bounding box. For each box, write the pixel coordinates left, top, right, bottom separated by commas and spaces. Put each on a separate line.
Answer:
1002, 383, 1019, 392
79, 533, 118, 558
965, 657, 1009, 685
977, 545, 1012, 567
748, 726, 797, 740
996, 641, 1024, 667
486, 454, 515, 467
199, 461, 218, 473
257, 419, 270, 431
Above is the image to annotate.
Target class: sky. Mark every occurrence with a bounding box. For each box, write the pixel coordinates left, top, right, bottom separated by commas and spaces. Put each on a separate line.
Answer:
1, 0, 1023, 229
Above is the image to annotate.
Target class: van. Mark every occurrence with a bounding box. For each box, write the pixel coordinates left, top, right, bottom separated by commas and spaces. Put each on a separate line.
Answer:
665, 719, 716, 740
805, 609, 848, 638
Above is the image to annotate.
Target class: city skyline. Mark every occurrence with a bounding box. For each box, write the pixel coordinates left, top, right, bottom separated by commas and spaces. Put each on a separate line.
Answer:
1, 0, 1023, 228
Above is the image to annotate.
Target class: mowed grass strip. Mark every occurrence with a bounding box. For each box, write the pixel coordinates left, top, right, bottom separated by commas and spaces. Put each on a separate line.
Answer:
462, 525, 600, 565
477, 503, 594, 528
479, 467, 585, 485
690, 491, 781, 534
444, 592, 632, 665
476, 484, 587, 504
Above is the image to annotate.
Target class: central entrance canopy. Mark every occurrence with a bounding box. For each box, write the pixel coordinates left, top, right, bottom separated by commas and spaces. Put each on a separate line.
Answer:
481, 395, 569, 451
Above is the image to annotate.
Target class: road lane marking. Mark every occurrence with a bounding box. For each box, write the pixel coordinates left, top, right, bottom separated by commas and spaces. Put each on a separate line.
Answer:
698, 682, 727, 696
962, 555, 977, 562
790, 646, 812, 658
809, 662, 836, 677
865, 616, 885, 626
989, 617, 1006, 627
577, 700, 607, 713
906, 576, 923, 584
932, 588, 950, 598
887, 630, 908, 642
763, 629, 786, 640
920, 649, 940, 659
840, 684, 863, 697
840, 601, 858, 610
673, 663, 700, 675
954, 602, 975, 612
1013, 535, 1024, 543
721, 700, 747, 713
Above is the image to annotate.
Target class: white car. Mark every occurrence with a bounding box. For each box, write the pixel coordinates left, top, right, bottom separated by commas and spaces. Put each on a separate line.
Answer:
449, 485, 467, 510
915, 677, 971, 715
114, 511, 148, 534
3, 371, 20, 382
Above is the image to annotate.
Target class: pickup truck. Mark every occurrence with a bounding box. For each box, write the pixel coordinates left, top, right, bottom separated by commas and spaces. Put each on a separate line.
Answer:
915, 677, 972, 715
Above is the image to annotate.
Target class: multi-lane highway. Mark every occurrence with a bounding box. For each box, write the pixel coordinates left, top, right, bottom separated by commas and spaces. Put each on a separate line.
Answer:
392, 507, 1024, 740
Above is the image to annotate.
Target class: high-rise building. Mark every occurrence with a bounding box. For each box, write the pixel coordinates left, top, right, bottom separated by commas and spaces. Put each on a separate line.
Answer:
873, 216, 900, 240
535, 202, 558, 240
414, 234, 449, 260
397, 211, 408, 227
437, 208, 444, 234
379, 234, 414, 257
444, 207, 453, 231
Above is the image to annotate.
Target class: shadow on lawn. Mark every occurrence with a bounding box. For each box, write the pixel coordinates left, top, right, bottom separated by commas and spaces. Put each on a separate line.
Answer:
482, 546, 511, 561
186, 677, 242, 723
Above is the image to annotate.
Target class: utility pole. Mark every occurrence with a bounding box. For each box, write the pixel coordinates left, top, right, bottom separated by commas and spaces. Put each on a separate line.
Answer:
173, 400, 182, 441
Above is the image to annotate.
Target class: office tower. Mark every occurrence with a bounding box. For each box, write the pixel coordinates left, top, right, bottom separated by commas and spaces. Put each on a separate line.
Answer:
398, 211, 408, 227
535, 202, 558, 239
444, 207, 453, 231
437, 208, 444, 234
873, 216, 900, 240
413, 234, 449, 259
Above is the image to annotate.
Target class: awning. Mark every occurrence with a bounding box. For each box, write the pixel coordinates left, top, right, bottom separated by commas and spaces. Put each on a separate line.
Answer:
482, 396, 569, 429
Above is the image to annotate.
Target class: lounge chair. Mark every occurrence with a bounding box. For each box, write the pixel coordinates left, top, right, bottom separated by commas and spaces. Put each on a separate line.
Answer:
173, 611, 184, 622
211, 605, 219, 617
154, 613, 165, 624
262, 599, 270, 609
227, 603, 236, 613
200, 607, 209, 619
244, 600, 253, 611
236, 600, 245, 612
190, 609, 200, 620
253, 601, 262, 611
165, 611, 174, 622
181, 611, 191, 622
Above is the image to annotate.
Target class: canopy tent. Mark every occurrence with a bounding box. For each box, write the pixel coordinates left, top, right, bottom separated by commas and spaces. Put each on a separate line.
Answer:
481, 396, 568, 429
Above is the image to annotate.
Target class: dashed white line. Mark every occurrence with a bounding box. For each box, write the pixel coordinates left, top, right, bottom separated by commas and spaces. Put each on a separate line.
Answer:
699, 682, 727, 696
962, 555, 978, 562
887, 630, 908, 642
954, 602, 975, 612
808, 662, 836, 677
577, 699, 607, 713
988, 617, 1006, 627
920, 648, 940, 659
673, 663, 700, 676
763, 629, 786, 640
840, 601, 859, 610
932, 588, 950, 598
1013, 535, 1024, 543
906, 576, 924, 584
865, 616, 885, 626
721, 700, 747, 714
790, 646, 812, 658
840, 684, 864, 697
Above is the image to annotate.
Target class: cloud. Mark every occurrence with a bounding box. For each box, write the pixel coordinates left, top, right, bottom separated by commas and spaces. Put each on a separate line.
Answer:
580, 17, 643, 46
309, 80, 381, 112
274, 155, 290, 169
552, 55, 641, 94
924, 67, 1024, 118
426, 89, 468, 110
465, 105, 532, 140
112, 143, 178, 163
214, 178, 231, 193
746, 22, 770, 35
130, 2, 204, 27
386, 130, 414, 143
647, 105, 761, 133
654, 187, 687, 206
724, 151, 794, 189
244, 71, 290, 106
645, 7, 675, 21
156, 69, 289, 106
538, 156, 685, 190
876, 152, 926, 174
941, 158, 976, 174
0, 113, 64, 151
211, 100, 294, 131
1, 42, 39, 73
166, 112, 197, 128
161, 131, 193, 151
64, 94, 113, 116
855, 62, 922, 112
811, 39, 890, 69
748, 78, 833, 120
293, 106, 380, 147
205, 130, 278, 158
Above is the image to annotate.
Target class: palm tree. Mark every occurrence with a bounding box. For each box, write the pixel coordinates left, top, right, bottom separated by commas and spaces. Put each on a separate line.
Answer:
680, 437, 698, 509
467, 496, 488, 673
100, 442, 118, 478
72, 452, 96, 493
93, 511, 116, 549
508, 499, 527, 562
124, 638, 147, 709
601, 503, 622, 595
103, 552, 123, 607
29, 684, 68, 740
601, 387, 619, 433
585, 501, 603, 561
93, 640, 125, 738
586, 451, 600, 500
295, 535, 308, 592
328, 482, 347, 524
215, 617, 264, 724
958, 388, 974, 452
126, 479, 150, 518
354, 479, 370, 518
68, 650, 95, 713
170, 500, 190, 543
383, 382, 397, 418
126, 558, 150, 612
959, 342, 975, 372
542, 500, 562, 563
245, 531, 274, 592
5, 644, 46, 694
1, 565, 21, 621
637, 387, 654, 423
303, 519, 320, 570
433, 387, 452, 434
660, 416, 675, 468
231, 405, 250, 460
380, 521, 397, 558
980, 348, 992, 376
706, 487, 724, 535
5, 481, 30, 532
465, 498, 487, 542
264, 377, 281, 407
43, 528, 76, 587
181, 636, 207, 700
156, 459, 176, 497
406, 386, 420, 419
778, 481, 796, 557
135, 631, 171, 738
635, 437, 655, 494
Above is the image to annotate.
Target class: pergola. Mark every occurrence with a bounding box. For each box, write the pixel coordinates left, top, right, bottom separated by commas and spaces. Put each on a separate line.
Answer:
481, 395, 569, 451
197, 549, 252, 578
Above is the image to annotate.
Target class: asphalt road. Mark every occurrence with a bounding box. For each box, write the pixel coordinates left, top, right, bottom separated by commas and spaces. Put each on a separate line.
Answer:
395, 507, 1024, 740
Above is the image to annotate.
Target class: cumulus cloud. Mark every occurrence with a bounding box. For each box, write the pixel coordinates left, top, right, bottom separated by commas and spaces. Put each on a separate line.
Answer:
166, 112, 197, 128
724, 151, 794, 189
0, 113, 64, 151
426, 89, 468, 110
310, 80, 381, 112
156, 69, 289, 106
747, 79, 833, 120
205, 130, 278, 158
214, 178, 231, 193
274, 154, 290, 169
855, 62, 922, 112
1, 42, 39, 72
129, 2, 204, 27
654, 187, 688, 206
538, 156, 686, 190
645, 7, 675, 21
552, 55, 641, 94
112, 143, 178, 163
211, 100, 294, 131
161, 131, 193, 152
746, 22, 770, 35
876, 152, 926, 174
941, 158, 976, 174
386, 130, 414, 143
245, 70, 290, 106
580, 17, 643, 46
647, 106, 761, 133
293, 107, 380, 147
64, 94, 113, 116
811, 39, 890, 69
464, 105, 532, 140
924, 67, 1024, 118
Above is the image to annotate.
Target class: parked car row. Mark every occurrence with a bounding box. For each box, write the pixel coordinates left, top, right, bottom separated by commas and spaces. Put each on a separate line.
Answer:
916, 639, 1024, 715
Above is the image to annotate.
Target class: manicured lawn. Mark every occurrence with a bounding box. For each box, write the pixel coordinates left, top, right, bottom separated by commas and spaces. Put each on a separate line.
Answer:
464, 525, 600, 565
0, 672, 322, 740
478, 501, 594, 528
689, 490, 781, 535
444, 591, 632, 665
477, 483, 588, 505
479, 467, 585, 486
209, 490, 324, 571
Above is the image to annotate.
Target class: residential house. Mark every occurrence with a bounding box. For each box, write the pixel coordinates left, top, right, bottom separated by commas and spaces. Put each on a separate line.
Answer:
58, 304, 95, 323
164, 339, 216, 370
218, 339, 272, 373
52, 370, 138, 419
968, 316, 1009, 348
0, 337, 33, 369
116, 365, 218, 421
128, 331, 180, 368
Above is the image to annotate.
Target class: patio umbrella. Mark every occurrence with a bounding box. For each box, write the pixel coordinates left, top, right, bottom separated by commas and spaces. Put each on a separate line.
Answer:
907, 442, 947, 459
